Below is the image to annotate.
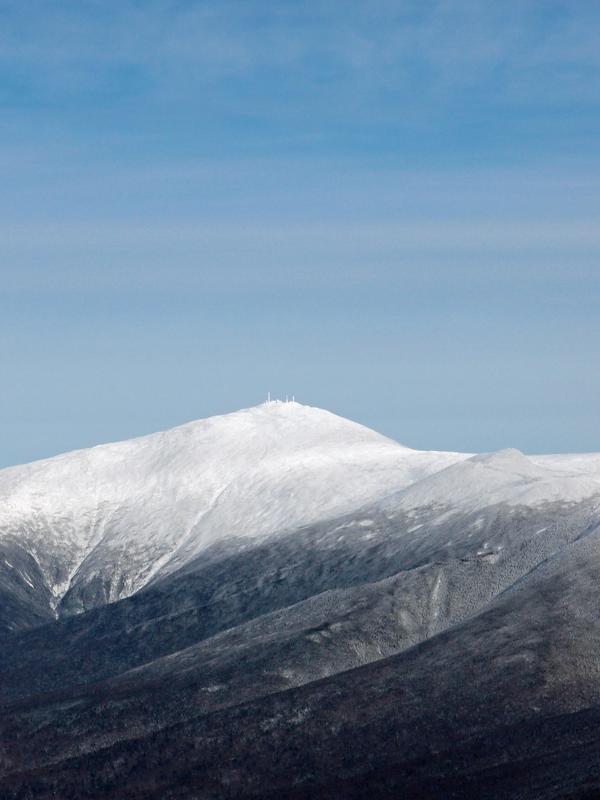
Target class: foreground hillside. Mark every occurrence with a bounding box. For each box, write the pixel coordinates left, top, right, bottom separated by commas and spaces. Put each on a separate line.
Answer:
1, 403, 599, 798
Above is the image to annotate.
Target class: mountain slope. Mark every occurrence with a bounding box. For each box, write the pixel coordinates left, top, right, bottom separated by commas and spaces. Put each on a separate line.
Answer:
1, 404, 600, 798
1, 497, 598, 781
4, 525, 600, 799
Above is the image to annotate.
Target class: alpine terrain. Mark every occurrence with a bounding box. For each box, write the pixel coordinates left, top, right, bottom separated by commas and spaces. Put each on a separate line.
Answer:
1, 401, 600, 799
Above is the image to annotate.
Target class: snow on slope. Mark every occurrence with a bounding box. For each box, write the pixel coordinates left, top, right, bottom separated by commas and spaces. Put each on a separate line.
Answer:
531, 451, 600, 476
0, 402, 466, 612
391, 447, 600, 516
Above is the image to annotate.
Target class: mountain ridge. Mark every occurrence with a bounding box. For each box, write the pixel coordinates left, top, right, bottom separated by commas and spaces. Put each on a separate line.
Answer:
2, 403, 600, 798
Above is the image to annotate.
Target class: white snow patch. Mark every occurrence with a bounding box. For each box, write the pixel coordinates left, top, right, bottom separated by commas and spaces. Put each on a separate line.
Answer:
392, 449, 600, 515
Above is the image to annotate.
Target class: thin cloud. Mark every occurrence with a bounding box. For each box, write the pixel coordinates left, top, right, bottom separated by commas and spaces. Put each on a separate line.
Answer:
2, 1, 600, 106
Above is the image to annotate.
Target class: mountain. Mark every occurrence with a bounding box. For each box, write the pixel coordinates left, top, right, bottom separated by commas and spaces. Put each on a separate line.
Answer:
0, 403, 599, 799
0, 401, 466, 631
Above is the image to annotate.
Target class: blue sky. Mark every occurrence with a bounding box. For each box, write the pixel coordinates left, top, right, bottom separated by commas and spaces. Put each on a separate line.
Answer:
1, 0, 599, 465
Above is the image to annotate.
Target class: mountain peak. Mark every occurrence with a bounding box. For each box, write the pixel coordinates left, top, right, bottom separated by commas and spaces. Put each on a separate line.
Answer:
0, 403, 461, 616
470, 447, 532, 468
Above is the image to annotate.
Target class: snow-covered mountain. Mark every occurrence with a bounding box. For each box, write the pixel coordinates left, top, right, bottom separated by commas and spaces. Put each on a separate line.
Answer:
0, 401, 467, 626
1, 403, 600, 799
2, 402, 600, 632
